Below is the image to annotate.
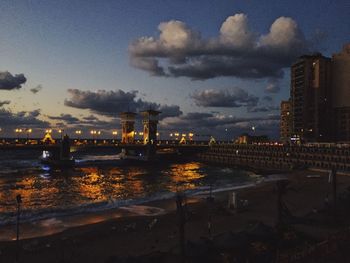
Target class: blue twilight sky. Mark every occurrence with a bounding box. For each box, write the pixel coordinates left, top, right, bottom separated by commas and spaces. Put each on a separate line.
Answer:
0, 0, 349, 139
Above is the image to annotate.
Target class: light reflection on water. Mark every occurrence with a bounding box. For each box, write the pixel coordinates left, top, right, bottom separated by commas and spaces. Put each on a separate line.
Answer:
0, 150, 253, 222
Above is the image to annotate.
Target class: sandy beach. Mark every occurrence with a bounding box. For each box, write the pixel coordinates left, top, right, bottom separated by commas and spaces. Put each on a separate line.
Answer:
1, 169, 350, 262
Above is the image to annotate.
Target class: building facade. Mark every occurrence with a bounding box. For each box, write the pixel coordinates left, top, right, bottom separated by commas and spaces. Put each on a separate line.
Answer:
290, 53, 332, 142
332, 44, 350, 141
280, 100, 292, 143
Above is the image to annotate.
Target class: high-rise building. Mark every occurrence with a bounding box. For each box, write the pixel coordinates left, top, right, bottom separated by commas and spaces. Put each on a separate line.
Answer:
332, 44, 350, 141
290, 53, 332, 142
280, 100, 292, 143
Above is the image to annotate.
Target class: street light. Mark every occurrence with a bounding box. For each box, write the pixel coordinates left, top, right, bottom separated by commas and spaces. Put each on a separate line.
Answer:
188, 132, 194, 142
15, 128, 23, 142
26, 128, 32, 143
75, 130, 82, 140
112, 131, 118, 143
252, 126, 256, 134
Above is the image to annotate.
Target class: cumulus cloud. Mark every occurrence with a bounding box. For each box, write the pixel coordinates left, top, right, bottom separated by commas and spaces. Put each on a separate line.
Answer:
30, 85, 43, 94
191, 88, 259, 107
220, 13, 255, 48
64, 89, 182, 119
129, 13, 309, 80
0, 71, 27, 90
0, 100, 11, 107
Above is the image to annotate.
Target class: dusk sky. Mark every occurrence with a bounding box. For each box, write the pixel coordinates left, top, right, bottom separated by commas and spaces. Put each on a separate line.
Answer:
1, 0, 349, 139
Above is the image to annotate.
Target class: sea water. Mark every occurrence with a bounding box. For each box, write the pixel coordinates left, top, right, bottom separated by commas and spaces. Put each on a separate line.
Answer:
0, 148, 257, 227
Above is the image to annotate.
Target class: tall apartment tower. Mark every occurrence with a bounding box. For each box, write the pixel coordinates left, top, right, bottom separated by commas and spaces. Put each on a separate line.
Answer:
120, 112, 136, 144
332, 44, 350, 141
280, 100, 292, 143
290, 54, 332, 142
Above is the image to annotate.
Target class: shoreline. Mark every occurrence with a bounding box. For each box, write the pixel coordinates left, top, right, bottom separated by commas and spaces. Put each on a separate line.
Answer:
0, 171, 278, 241
1, 168, 350, 262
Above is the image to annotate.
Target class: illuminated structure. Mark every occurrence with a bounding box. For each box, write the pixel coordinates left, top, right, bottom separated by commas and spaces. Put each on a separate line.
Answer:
42, 131, 55, 144
140, 109, 161, 145
120, 112, 136, 144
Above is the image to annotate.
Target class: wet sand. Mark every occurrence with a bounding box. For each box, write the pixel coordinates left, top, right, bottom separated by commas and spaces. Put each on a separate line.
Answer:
1, 169, 350, 262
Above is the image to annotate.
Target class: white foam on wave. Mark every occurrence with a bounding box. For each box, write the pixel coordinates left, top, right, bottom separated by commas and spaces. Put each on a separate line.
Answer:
119, 205, 165, 216
76, 154, 121, 163
38, 217, 63, 227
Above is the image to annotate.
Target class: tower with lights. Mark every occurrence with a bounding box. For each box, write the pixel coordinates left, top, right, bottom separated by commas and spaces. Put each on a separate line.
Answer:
120, 112, 137, 144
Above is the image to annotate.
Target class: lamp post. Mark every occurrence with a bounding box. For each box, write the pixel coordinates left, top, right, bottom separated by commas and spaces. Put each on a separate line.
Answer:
26, 128, 32, 143
112, 131, 118, 143
174, 132, 179, 141
90, 130, 96, 143
15, 128, 23, 142
16, 194, 22, 262
75, 130, 82, 141
156, 132, 160, 143
58, 129, 64, 140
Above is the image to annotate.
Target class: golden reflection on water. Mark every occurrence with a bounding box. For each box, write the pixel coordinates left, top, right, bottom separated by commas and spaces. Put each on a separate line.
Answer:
78, 168, 105, 201
6, 176, 59, 212
167, 162, 204, 192
0, 161, 208, 214
78, 167, 145, 201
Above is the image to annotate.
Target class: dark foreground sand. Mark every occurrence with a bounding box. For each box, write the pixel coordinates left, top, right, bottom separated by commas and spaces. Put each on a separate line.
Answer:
1, 169, 350, 262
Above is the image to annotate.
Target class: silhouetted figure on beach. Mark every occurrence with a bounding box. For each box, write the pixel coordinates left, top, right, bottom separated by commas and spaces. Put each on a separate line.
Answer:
176, 193, 187, 263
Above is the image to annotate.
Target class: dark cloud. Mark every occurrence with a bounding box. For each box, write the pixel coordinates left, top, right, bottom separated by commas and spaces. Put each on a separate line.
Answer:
262, 96, 273, 102
82, 115, 99, 121
160, 112, 280, 139
0, 71, 27, 90
247, 105, 280, 113
64, 89, 182, 119
0, 108, 48, 128
129, 14, 310, 80
48, 114, 80, 124
0, 100, 10, 107
30, 85, 43, 94
191, 88, 259, 107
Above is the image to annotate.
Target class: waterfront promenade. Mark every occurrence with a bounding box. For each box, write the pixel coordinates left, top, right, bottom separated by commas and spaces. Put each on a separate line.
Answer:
198, 144, 350, 172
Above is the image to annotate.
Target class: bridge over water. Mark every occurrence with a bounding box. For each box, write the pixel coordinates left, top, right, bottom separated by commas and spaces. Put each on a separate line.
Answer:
0, 141, 209, 155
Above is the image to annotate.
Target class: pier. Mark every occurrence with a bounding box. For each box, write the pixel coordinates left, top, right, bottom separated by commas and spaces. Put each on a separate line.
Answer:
198, 144, 350, 172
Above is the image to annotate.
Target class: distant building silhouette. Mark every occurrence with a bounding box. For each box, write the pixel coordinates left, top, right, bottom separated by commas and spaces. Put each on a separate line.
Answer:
282, 44, 350, 143
332, 44, 350, 141
290, 53, 332, 142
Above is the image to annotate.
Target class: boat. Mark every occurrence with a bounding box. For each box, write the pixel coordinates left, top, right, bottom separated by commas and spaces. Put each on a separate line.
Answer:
39, 134, 75, 167
40, 150, 75, 167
